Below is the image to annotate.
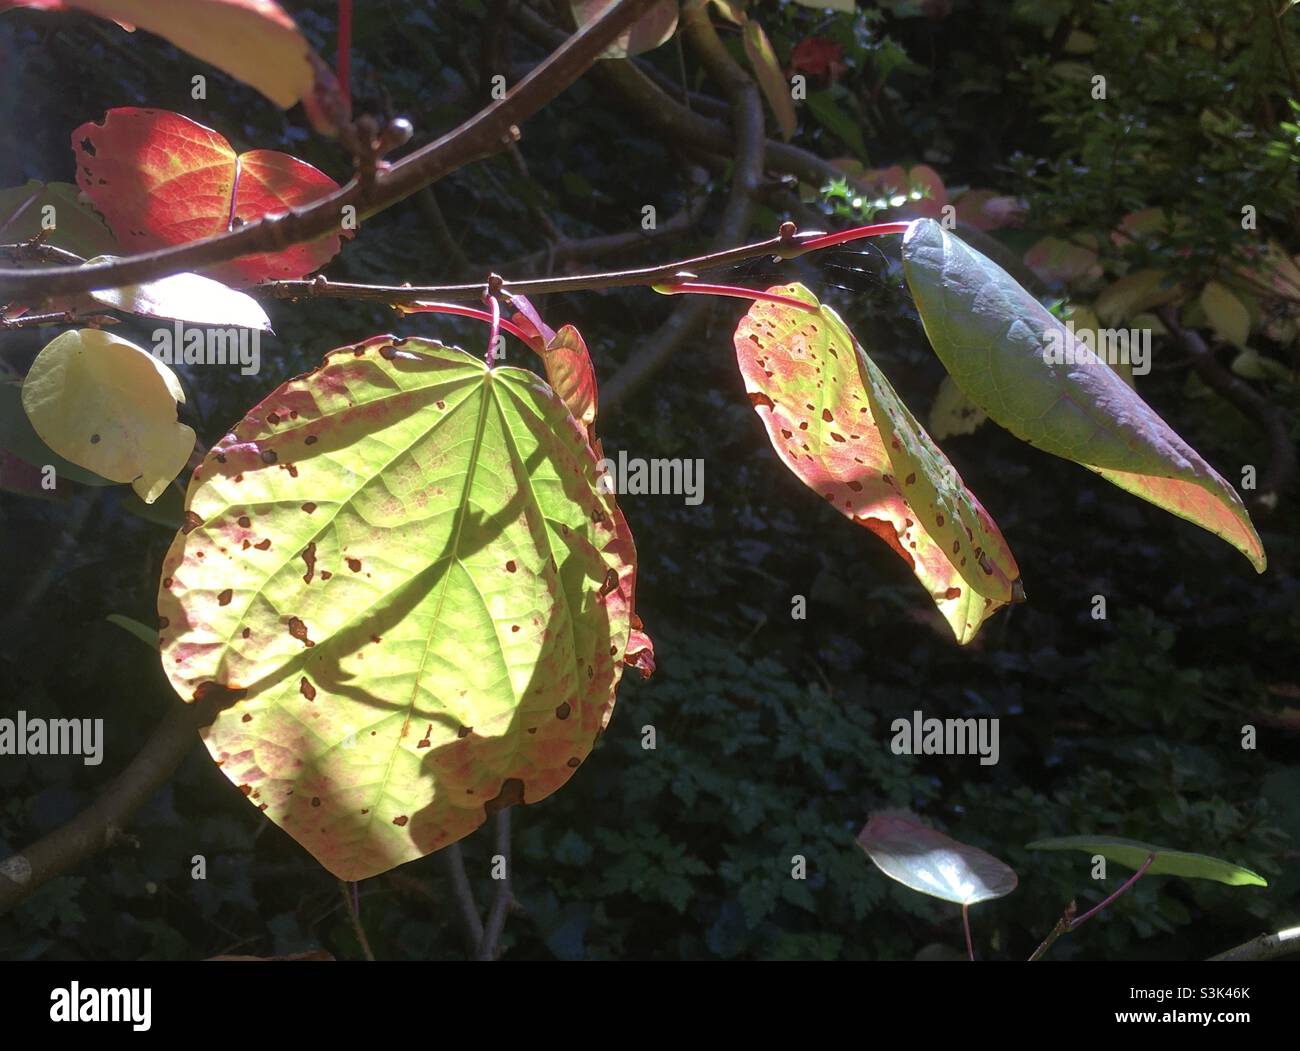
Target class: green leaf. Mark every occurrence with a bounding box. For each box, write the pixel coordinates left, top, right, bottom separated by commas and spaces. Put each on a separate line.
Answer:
20, 329, 195, 503
106, 613, 160, 651
158, 336, 637, 881
84, 256, 272, 331
901, 218, 1265, 572
743, 20, 796, 142
805, 90, 869, 162
734, 283, 1022, 645
859, 812, 1018, 905
1026, 836, 1267, 887
0, 180, 118, 259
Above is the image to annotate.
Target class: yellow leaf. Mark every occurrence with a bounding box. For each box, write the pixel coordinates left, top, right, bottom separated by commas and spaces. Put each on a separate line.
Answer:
20, 329, 195, 503
1200, 280, 1251, 348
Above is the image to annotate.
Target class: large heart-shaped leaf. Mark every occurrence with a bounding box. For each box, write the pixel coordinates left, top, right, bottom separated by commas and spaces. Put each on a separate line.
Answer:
735, 283, 1021, 644
901, 218, 1265, 572
20, 329, 195, 502
158, 336, 636, 881
5, 0, 321, 112
72, 108, 346, 286
859, 812, 1018, 905
1027, 835, 1267, 887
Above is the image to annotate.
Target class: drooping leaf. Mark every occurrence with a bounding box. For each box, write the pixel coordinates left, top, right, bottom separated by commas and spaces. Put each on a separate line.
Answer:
85, 255, 272, 330
4, 0, 324, 116
72, 108, 346, 286
901, 218, 1265, 572
734, 282, 1021, 644
743, 20, 796, 142
0, 180, 119, 258
20, 329, 195, 503
804, 89, 868, 161
859, 812, 1018, 905
1027, 836, 1267, 887
158, 336, 637, 881
1023, 235, 1101, 286
570, 0, 678, 58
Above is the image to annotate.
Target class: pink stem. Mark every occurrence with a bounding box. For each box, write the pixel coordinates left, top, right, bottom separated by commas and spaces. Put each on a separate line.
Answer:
658, 281, 820, 314
1069, 853, 1156, 930
401, 300, 535, 352
338, 0, 353, 106
796, 222, 912, 254
962, 904, 975, 961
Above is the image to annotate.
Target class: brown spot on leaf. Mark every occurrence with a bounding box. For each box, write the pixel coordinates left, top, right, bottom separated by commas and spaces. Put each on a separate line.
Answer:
300, 677, 316, 701
192, 681, 246, 708
255, 538, 271, 550
288, 617, 314, 647
305, 434, 318, 445
748, 391, 775, 410
392, 814, 408, 826
567, 757, 581, 768
301, 542, 317, 584
505, 560, 517, 573
346, 557, 361, 572
302, 502, 317, 514
311, 797, 321, 807
260, 449, 278, 465
457, 725, 472, 739
218, 588, 233, 606
241, 713, 252, 722
182, 511, 204, 534
945, 586, 962, 600
599, 568, 618, 597
238, 515, 251, 528
555, 702, 571, 720
821, 408, 834, 423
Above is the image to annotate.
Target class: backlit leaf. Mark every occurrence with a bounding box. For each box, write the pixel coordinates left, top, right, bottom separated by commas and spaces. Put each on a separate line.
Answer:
85, 255, 272, 330
158, 336, 636, 880
734, 282, 1021, 645
859, 812, 1018, 905
72, 108, 346, 286
1027, 835, 1267, 887
20, 329, 195, 503
928, 374, 987, 439
901, 218, 1265, 572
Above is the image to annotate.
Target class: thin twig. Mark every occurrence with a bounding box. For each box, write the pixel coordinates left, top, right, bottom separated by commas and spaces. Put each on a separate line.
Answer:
0, 0, 662, 302
1209, 925, 1300, 961
339, 880, 376, 961
477, 810, 513, 960
439, 843, 485, 953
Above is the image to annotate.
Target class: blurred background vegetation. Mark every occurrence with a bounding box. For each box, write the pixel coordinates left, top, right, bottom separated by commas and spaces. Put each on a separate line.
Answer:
0, 0, 1296, 960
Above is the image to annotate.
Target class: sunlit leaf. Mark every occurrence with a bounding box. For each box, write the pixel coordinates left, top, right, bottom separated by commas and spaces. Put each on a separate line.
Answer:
1093, 269, 1180, 325
72, 108, 346, 286
859, 812, 1018, 905
734, 283, 1021, 644
0, 369, 116, 487
743, 20, 796, 141
84, 255, 272, 330
902, 218, 1265, 572
1027, 835, 1267, 887
20, 328, 195, 503
158, 336, 637, 880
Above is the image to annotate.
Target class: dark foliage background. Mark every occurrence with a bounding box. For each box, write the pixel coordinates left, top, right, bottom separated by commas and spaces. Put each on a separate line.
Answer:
0, 0, 1296, 961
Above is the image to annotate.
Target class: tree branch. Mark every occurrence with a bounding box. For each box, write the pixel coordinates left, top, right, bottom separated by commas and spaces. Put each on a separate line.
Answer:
476, 810, 513, 960
0, 0, 661, 303
1209, 926, 1300, 962
0, 693, 230, 915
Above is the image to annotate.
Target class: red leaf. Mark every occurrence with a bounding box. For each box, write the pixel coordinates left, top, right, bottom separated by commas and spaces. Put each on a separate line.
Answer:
72, 108, 347, 286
